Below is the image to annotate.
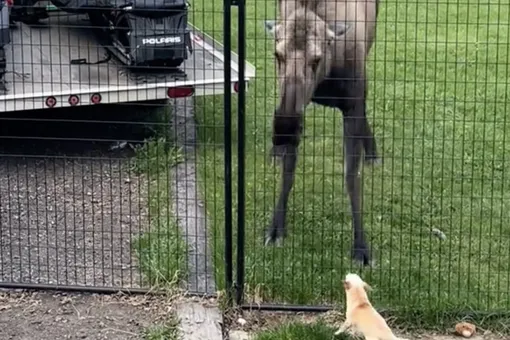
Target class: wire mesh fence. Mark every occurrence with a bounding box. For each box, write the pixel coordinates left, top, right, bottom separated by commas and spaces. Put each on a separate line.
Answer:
0, 0, 238, 295
236, 0, 510, 317
1, 0, 509, 321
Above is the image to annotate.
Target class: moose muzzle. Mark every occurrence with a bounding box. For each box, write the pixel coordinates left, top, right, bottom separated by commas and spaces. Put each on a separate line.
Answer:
272, 80, 305, 148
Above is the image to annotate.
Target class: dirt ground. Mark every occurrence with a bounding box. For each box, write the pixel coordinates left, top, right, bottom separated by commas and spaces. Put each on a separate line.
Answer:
0, 289, 177, 340
1, 289, 508, 340
0, 106, 156, 289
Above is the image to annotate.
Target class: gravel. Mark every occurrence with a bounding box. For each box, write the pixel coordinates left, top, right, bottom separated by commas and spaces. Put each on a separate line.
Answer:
0, 156, 148, 288
0, 106, 155, 289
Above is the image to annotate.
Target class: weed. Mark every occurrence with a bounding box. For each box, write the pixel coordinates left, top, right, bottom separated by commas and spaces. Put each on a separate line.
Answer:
253, 322, 343, 340
143, 313, 181, 340
132, 137, 188, 286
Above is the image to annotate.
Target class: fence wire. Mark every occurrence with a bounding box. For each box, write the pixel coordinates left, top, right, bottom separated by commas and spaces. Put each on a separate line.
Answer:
0, 0, 509, 320
238, 0, 510, 316
0, 0, 229, 295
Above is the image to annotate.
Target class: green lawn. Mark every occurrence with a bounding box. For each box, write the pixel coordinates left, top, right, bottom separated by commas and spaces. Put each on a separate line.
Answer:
189, 0, 510, 319
253, 322, 341, 340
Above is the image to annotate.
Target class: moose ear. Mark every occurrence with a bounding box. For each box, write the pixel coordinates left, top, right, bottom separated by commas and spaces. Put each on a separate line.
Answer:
264, 20, 278, 37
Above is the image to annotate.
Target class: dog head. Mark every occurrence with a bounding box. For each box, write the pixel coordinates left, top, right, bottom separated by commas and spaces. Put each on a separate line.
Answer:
343, 273, 372, 292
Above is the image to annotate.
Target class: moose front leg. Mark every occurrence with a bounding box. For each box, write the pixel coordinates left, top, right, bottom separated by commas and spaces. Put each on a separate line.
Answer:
343, 115, 371, 265
265, 144, 298, 245
265, 114, 302, 246
360, 79, 380, 165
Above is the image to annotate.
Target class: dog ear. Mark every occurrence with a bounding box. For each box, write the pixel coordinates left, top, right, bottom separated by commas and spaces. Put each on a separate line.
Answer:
343, 280, 351, 290
363, 282, 373, 292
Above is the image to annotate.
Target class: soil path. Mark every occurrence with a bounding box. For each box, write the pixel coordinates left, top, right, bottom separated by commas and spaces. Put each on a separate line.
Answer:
0, 290, 172, 340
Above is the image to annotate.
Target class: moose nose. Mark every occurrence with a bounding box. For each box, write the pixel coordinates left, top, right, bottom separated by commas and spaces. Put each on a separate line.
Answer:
278, 80, 305, 116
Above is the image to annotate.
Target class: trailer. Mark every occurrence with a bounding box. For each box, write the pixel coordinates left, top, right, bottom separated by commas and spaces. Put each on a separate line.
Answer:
0, 12, 255, 112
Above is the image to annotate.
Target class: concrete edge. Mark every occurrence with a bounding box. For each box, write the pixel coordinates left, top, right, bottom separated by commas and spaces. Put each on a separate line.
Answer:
176, 301, 224, 340
170, 97, 216, 295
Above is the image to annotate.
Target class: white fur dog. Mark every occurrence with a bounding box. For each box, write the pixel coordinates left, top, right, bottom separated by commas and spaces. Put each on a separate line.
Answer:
335, 273, 404, 340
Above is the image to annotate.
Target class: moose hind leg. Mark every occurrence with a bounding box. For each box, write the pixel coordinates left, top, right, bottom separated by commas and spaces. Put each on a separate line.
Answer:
360, 114, 381, 166
265, 144, 298, 246
344, 117, 371, 265
355, 76, 380, 165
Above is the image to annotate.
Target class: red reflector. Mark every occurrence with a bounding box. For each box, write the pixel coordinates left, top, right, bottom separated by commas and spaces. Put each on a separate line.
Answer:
91, 93, 102, 104
167, 86, 194, 98
68, 95, 80, 106
6, 0, 12, 7
234, 82, 239, 93
45, 96, 57, 108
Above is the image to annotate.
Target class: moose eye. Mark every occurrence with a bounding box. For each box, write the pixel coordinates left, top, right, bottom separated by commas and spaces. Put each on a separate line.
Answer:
274, 52, 284, 64
310, 57, 321, 72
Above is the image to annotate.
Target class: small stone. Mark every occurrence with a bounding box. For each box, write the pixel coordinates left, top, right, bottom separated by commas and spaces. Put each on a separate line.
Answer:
237, 317, 247, 326
455, 322, 476, 338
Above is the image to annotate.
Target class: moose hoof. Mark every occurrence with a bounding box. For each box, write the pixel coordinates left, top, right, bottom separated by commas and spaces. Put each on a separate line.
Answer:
352, 247, 371, 266
264, 226, 286, 247
364, 154, 382, 166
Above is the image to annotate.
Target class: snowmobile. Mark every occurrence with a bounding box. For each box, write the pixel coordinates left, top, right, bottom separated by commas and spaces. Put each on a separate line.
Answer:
10, 0, 192, 70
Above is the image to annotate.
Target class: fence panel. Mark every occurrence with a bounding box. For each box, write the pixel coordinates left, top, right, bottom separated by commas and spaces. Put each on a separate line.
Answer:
236, 0, 510, 317
0, 0, 244, 296
2, 0, 509, 319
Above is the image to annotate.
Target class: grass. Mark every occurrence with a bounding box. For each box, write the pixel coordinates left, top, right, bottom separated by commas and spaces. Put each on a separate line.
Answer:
132, 137, 188, 286
253, 322, 341, 340
189, 0, 510, 320
143, 313, 181, 340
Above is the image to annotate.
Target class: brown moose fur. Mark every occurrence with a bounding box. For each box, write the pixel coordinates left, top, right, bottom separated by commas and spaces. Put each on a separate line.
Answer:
264, 0, 381, 265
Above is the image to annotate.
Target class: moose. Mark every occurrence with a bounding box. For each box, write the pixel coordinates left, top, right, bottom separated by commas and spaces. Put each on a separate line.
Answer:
263, 0, 381, 265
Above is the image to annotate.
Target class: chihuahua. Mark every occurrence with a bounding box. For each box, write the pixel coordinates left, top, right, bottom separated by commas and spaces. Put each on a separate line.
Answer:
335, 273, 403, 340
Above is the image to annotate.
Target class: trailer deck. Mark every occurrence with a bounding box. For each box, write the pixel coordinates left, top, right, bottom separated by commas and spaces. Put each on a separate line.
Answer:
0, 14, 255, 112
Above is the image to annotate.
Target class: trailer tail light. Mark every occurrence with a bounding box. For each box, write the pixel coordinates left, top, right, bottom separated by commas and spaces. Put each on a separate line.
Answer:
91, 93, 102, 104
68, 95, 79, 106
5, 0, 12, 7
234, 82, 239, 93
167, 86, 194, 98
45, 96, 57, 108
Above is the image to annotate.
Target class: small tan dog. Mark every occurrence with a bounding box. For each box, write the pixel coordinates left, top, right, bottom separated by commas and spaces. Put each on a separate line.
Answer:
335, 273, 403, 340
